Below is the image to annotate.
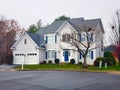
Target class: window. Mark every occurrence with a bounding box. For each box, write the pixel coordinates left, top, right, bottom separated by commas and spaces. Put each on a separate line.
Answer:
80, 34, 85, 42
71, 33, 77, 42
47, 50, 56, 59
47, 36, 55, 43
88, 33, 93, 41
87, 50, 91, 58
15, 54, 24, 56
87, 50, 94, 59
79, 50, 94, 59
27, 53, 37, 56
62, 34, 70, 42
24, 39, 27, 44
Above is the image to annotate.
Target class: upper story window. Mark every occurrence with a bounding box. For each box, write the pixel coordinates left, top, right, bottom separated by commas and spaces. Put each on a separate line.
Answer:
80, 33, 93, 42
46, 35, 56, 43
24, 39, 27, 44
62, 34, 70, 42
80, 34, 85, 42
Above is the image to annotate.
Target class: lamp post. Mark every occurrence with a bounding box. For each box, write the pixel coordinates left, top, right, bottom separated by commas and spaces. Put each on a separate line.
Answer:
22, 54, 25, 70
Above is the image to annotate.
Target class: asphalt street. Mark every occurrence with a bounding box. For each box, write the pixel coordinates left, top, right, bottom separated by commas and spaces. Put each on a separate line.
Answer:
0, 71, 120, 90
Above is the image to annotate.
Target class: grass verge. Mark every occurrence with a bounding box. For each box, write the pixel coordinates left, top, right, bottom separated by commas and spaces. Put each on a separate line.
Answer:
15, 64, 120, 73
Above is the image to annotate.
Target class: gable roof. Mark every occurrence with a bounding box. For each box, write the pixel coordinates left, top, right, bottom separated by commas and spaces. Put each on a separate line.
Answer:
11, 31, 44, 49
36, 18, 84, 35
36, 18, 104, 36
26, 32, 42, 47
35, 17, 104, 48
68, 18, 104, 32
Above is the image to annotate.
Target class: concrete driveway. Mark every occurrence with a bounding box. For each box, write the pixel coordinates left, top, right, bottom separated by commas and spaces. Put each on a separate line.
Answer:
0, 71, 120, 90
0, 64, 17, 69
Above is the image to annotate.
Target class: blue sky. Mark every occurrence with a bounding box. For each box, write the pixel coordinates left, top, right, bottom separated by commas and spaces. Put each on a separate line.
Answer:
0, 0, 120, 31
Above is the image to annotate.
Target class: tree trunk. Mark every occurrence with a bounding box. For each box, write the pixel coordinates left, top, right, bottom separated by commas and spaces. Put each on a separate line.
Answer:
83, 57, 88, 68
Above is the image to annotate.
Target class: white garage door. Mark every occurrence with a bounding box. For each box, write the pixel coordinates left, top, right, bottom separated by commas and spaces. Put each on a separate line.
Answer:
14, 54, 24, 64
25, 53, 38, 64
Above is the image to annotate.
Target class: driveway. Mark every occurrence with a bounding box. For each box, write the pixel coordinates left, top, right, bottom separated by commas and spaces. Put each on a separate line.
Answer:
0, 71, 120, 90
0, 64, 17, 69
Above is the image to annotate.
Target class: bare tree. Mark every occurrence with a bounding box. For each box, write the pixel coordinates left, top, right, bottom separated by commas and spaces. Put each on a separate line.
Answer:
64, 25, 103, 68
108, 10, 120, 64
108, 10, 120, 47
0, 19, 24, 64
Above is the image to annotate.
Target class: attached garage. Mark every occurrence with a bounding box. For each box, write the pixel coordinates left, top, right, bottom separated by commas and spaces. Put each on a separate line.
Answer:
11, 32, 45, 65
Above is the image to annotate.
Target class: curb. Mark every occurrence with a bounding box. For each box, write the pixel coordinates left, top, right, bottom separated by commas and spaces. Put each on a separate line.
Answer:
0, 69, 17, 72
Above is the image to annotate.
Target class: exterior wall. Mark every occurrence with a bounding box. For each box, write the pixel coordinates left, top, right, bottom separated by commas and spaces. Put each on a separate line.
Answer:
13, 32, 40, 64
79, 23, 104, 65
95, 23, 104, 58
45, 22, 78, 63
39, 49, 45, 62
45, 22, 104, 65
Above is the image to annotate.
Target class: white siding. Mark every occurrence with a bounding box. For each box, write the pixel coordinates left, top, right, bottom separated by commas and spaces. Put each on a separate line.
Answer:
39, 49, 45, 62
45, 22, 79, 63
13, 32, 40, 64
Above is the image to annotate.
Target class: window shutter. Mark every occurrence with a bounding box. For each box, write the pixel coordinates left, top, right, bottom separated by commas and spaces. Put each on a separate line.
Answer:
80, 52, 82, 59
55, 35, 57, 43
91, 33, 93, 41
55, 51, 57, 59
69, 51, 70, 56
45, 52, 47, 59
91, 51, 93, 59
79, 34, 81, 42
46, 36, 48, 43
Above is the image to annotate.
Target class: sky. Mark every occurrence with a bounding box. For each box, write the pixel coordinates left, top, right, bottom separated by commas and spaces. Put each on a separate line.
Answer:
0, 0, 120, 32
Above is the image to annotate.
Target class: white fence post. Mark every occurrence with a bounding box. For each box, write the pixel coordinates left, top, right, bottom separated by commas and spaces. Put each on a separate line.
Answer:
105, 63, 107, 68
99, 61, 102, 68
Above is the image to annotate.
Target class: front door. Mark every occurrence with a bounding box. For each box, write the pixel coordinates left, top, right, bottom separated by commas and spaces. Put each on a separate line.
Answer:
64, 50, 69, 61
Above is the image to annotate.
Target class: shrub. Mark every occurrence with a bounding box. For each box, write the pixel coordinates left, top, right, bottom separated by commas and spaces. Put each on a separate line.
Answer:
78, 62, 82, 65
94, 57, 114, 67
6, 54, 13, 65
39, 60, 46, 64
48, 60, 52, 64
104, 52, 116, 65
70, 59, 75, 64
54, 58, 59, 64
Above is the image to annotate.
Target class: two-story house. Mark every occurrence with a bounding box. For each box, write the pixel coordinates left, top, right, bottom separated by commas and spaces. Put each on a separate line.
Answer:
11, 17, 104, 65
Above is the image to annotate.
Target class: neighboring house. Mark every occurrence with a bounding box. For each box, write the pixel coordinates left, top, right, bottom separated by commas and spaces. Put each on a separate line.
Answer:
11, 17, 104, 65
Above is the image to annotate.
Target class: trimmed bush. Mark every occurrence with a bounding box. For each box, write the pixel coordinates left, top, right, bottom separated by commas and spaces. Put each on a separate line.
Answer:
6, 54, 13, 65
54, 58, 59, 64
48, 60, 52, 64
78, 62, 82, 65
94, 57, 114, 67
70, 59, 75, 64
39, 60, 46, 64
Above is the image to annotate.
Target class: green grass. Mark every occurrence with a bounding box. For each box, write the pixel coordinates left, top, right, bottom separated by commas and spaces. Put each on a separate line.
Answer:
15, 63, 120, 72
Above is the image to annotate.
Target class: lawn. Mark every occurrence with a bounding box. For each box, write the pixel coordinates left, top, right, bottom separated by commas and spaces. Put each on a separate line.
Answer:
15, 63, 120, 72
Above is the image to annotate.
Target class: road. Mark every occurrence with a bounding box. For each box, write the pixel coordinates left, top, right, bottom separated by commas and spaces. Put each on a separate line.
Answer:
0, 71, 120, 90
